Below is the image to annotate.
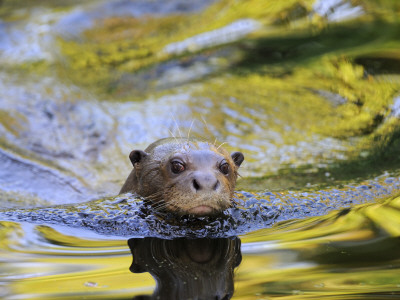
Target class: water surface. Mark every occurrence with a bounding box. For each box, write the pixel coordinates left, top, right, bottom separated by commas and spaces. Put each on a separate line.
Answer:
0, 0, 400, 299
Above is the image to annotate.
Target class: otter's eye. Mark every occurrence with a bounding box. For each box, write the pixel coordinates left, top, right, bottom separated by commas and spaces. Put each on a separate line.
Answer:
219, 162, 230, 175
171, 161, 185, 174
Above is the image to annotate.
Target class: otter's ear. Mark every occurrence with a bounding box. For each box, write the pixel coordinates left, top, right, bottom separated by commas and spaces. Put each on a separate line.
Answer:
129, 150, 148, 166
231, 152, 244, 167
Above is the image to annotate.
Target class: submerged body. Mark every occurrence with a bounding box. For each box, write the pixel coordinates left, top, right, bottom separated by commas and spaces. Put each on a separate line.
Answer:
120, 138, 244, 216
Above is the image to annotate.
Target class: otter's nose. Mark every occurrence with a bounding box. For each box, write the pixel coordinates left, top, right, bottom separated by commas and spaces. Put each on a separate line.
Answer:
192, 172, 220, 192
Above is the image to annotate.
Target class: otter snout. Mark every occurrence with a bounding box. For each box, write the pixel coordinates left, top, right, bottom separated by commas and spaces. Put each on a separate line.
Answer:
191, 172, 220, 193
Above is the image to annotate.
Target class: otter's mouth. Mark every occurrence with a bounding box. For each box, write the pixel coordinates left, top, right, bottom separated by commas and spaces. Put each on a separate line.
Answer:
187, 205, 215, 216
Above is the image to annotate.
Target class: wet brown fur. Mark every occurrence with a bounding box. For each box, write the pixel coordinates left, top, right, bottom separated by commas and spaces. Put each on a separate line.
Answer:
120, 138, 244, 215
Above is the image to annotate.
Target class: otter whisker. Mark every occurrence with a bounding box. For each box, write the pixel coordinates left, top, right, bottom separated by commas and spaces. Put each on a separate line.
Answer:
167, 127, 175, 138
217, 142, 227, 150
152, 204, 167, 210
145, 191, 164, 200
152, 203, 169, 211
145, 194, 163, 202
153, 200, 181, 213
146, 190, 163, 196
150, 196, 167, 205
172, 115, 183, 138
142, 191, 163, 199
187, 119, 195, 140
152, 205, 171, 214
200, 115, 210, 132
167, 128, 180, 144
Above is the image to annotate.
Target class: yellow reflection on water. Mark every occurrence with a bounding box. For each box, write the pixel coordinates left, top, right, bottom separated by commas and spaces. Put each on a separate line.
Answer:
235, 195, 400, 299
0, 222, 155, 299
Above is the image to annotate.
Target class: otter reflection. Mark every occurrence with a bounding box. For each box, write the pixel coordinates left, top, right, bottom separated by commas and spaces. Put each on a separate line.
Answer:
128, 237, 242, 300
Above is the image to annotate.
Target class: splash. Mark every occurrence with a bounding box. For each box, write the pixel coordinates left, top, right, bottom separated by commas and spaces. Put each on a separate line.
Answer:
1, 174, 399, 239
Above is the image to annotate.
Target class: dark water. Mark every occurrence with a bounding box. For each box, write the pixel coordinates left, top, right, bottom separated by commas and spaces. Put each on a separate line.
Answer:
0, 0, 400, 299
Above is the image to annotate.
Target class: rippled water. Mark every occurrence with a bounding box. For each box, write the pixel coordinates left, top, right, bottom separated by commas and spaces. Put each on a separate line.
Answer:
1, 175, 400, 299
1, 0, 400, 299
2, 193, 400, 299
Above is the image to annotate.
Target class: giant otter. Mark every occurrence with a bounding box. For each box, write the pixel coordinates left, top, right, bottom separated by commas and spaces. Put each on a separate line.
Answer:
120, 138, 244, 216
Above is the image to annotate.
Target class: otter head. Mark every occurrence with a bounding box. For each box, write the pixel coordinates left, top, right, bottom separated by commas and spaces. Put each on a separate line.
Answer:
120, 138, 244, 216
